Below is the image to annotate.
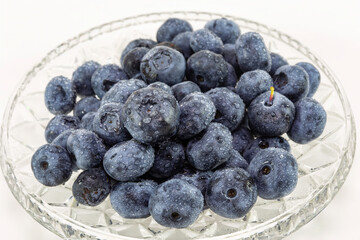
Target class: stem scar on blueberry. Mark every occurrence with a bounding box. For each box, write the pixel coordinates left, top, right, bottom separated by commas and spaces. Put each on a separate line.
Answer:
265, 86, 275, 107
261, 165, 271, 175
171, 212, 181, 221
226, 188, 237, 198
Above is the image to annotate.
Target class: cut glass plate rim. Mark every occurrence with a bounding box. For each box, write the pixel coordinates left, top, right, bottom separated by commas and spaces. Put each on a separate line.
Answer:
0, 11, 357, 240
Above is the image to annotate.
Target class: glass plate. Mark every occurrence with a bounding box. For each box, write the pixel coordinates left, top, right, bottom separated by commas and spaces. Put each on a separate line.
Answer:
0, 11, 356, 240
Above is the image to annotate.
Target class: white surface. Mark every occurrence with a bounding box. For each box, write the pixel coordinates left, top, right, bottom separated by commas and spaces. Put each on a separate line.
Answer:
0, 0, 359, 239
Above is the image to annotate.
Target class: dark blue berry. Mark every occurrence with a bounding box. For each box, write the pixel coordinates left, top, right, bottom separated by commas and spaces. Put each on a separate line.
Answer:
79, 112, 96, 131
156, 18, 193, 43
45, 115, 80, 143
72, 61, 100, 96
110, 180, 157, 219
171, 81, 201, 102
73, 96, 100, 119
222, 43, 242, 77
247, 148, 298, 199
273, 65, 309, 102
187, 123, 233, 171
243, 136, 290, 163
220, 63, 238, 87
206, 168, 257, 218
186, 50, 228, 91
31, 144, 72, 186
190, 29, 224, 54
91, 64, 128, 99
176, 92, 215, 140
147, 82, 173, 94
235, 70, 273, 106
149, 179, 203, 228
216, 149, 248, 170
120, 39, 156, 67
171, 31, 194, 59
269, 53, 288, 76
103, 139, 155, 181
122, 88, 180, 144
123, 47, 149, 78
101, 79, 147, 106
235, 32, 271, 72
287, 97, 327, 144
67, 129, 107, 170
295, 62, 321, 98
140, 46, 186, 86
232, 126, 254, 155
52, 129, 73, 150
247, 91, 295, 137
45, 76, 76, 115
92, 103, 130, 146
72, 168, 111, 206
204, 18, 240, 44
148, 140, 185, 178
206, 87, 245, 131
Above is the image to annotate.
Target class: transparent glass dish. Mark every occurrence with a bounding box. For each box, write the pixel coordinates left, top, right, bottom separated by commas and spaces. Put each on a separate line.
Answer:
0, 12, 356, 240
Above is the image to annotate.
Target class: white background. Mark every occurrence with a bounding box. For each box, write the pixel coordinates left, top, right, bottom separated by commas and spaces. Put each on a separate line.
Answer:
1, 0, 359, 239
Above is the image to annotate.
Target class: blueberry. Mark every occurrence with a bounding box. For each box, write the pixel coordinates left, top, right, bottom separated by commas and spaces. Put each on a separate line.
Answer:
52, 129, 73, 150
171, 81, 201, 102
220, 63, 238, 88
140, 46, 186, 86
190, 29, 224, 54
103, 139, 155, 181
273, 65, 309, 102
110, 180, 158, 219
243, 136, 291, 163
206, 87, 245, 131
92, 103, 130, 146
287, 97, 327, 144
120, 38, 156, 67
232, 126, 254, 155
72, 168, 111, 206
269, 53, 288, 76
235, 32, 272, 72
235, 70, 273, 106
204, 18, 240, 44
122, 47, 149, 78
176, 92, 215, 140
73, 96, 101, 119
79, 112, 96, 131
72, 61, 100, 96
101, 79, 147, 106
247, 148, 298, 199
45, 115, 80, 143
147, 82, 173, 94
45, 76, 76, 115
149, 179, 203, 228
222, 43, 242, 77
248, 91, 295, 136
148, 140, 185, 178
216, 149, 248, 170
67, 129, 107, 170
206, 168, 257, 218
156, 18, 193, 43
31, 144, 72, 186
295, 62, 321, 97
91, 64, 128, 99
187, 123, 233, 171
186, 50, 228, 91
122, 88, 180, 144
173, 170, 213, 209
171, 31, 194, 59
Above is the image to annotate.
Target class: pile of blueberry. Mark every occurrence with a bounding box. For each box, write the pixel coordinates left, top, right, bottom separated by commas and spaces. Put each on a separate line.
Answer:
31, 17, 327, 229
